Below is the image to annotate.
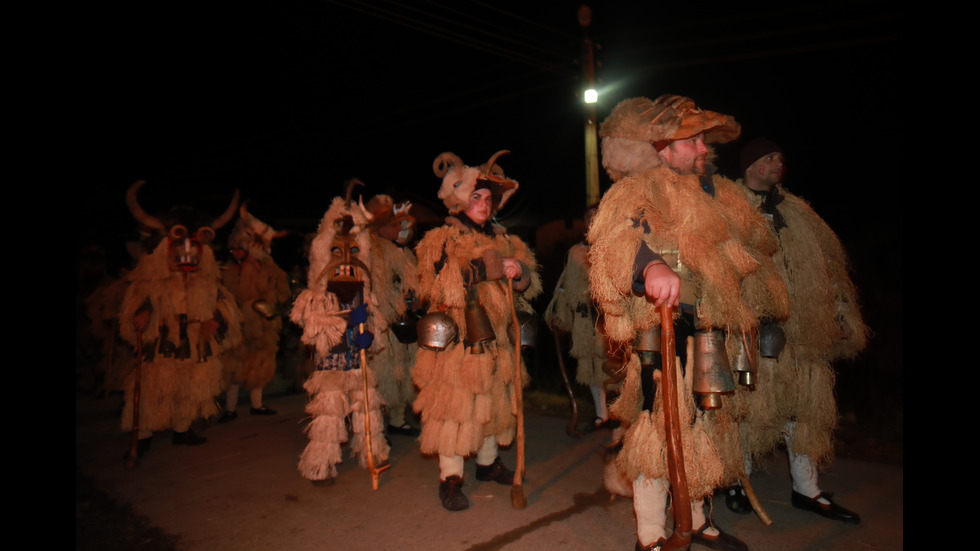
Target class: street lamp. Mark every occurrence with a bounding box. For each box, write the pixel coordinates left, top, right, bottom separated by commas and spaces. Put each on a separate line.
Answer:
579, 6, 599, 208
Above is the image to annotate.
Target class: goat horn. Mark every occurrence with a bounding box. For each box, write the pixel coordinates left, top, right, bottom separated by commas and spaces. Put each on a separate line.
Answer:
433, 152, 463, 178
212, 189, 241, 230
125, 180, 165, 231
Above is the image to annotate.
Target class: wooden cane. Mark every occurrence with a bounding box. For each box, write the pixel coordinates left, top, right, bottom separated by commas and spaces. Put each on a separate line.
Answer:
551, 328, 583, 438
737, 330, 774, 525
740, 473, 773, 526
359, 322, 390, 491
124, 328, 143, 470
506, 277, 527, 509
659, 304, 692, 550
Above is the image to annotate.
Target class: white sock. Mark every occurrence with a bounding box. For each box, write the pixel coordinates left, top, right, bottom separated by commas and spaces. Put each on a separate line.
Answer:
785, 422, 827, 503
439, 454, 464, 480
476, 435, 498, 466
633, 475, 668, 546
590, 384, 608, 420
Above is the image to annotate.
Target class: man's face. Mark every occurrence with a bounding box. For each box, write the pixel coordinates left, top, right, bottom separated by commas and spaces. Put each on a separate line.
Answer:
465, 188, 493, 225
747, 152, 784, 190
659, 134, 709, 176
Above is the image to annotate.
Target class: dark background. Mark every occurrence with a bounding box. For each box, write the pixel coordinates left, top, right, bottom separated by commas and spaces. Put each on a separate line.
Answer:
80, 1, 902, 451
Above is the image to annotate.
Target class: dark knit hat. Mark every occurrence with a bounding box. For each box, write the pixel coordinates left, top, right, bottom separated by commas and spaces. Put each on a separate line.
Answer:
739, 137, 782, 176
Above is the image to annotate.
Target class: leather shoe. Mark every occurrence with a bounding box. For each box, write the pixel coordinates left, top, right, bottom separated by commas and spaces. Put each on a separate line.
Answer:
387, 423, 420, 437
724, 484, 752, 514
172, 430, 207, 446
791, 490, 861, 524
439, 475, 469, 511
475, 457, 515, 485
635, 538, 665, 551
692, 522, 748, 551
250, 405, 277, 416
217, 411, 237, 423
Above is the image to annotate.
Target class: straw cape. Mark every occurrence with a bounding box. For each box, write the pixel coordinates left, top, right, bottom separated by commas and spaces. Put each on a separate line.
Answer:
734, 183, 869, 470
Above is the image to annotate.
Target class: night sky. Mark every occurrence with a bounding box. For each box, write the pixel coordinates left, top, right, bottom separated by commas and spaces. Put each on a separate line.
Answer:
84, 1, 902, 422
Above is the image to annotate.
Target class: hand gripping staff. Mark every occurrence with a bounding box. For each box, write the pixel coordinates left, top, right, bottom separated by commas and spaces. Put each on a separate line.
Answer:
352, 304, 389, 490
506, 277, 527, 509
659, 304, 692, 550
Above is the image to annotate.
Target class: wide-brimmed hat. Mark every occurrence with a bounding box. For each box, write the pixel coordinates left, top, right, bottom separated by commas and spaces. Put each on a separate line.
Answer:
600, 94, 740, 150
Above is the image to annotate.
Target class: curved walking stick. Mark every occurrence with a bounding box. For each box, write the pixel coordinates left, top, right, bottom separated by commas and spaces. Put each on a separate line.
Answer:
506, 278, 527, 509
551, 328, 583, 438
740, 473, 773, 526
124, 328, 143, 470
359, 323, 390, 491
659, 304, 692, 550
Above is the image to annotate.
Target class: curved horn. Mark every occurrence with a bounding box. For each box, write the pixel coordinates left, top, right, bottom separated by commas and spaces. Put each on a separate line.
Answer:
212, 189, 241, 230
433, 152, 464, 178
125, 180, 165, 231
357, 195, 374, 222
483, 149, 511, 178
238, 202, 252, 225
344, 178, 364, 207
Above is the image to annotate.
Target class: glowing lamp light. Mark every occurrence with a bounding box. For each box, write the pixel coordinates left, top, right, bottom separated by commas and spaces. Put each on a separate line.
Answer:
584, 89, 598, 104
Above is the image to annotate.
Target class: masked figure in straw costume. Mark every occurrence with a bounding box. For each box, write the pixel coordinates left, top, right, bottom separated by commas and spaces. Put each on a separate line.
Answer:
545, 204, 623, 432
412, 150, 542, 511
588, 96, 788, 550
289, 180, 388, 485
362, 192, 423, 436
723, 137, 868, 524
118, 180, 244, 456
217, 204, 292, 422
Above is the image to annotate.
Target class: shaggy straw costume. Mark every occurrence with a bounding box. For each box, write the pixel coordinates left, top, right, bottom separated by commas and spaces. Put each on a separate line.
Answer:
545, 240, 620, 423
290, 192, 389, 482
413, 219, 541, 455
735, 178, 868, 476
589, 96, 788, 546
590, 163, 788, 494
412, 151, 542, 502
118, 182, 244, 440
363, 195, 421, 431
220, 206, 291, 414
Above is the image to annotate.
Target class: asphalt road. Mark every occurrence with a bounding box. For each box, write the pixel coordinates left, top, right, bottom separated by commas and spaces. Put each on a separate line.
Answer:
75, 390, 902, 551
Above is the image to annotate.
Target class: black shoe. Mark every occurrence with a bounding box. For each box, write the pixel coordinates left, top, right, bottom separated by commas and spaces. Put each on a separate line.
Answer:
691, 523, 748, 551
791, 490, 861, 524
311, 477, 334, 487
475, 457, 515, 485
635, 538, 665, 551
724, 484, 752, 514
387, 423, 421, 436
217, 411, 238, 423
439, 475, 469, 511
250, 405, 277, 416
172, 430, 207, 446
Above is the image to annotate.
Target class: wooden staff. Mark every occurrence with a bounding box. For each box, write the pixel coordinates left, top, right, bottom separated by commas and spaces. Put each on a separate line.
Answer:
358, 322, 389, 490
737, 330, 774, 526
124, 327, 143, 470
506, 277, 527, 509
659, 304, 692, 550
551, 327, 583, 438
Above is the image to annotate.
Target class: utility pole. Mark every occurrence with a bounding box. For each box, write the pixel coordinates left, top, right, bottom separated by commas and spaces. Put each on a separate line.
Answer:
578, 5, 599, 209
